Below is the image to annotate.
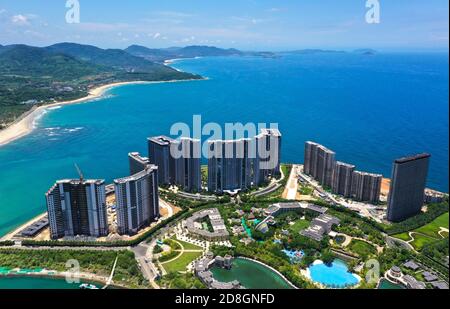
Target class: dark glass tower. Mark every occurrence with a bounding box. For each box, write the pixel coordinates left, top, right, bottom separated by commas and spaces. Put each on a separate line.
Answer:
387, 153, 430, 222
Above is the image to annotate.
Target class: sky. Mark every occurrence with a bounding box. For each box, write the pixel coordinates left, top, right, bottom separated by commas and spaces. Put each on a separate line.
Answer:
0, 0, 448, 51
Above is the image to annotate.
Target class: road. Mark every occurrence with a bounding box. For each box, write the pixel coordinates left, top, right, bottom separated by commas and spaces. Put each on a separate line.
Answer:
131, 243, 161, 289
283, 164, 300, 200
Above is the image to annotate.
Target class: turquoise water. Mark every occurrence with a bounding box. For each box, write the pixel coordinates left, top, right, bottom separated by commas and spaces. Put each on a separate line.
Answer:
0, 53, 448, 236
308, 259, 360, 288
211, 257, 292, 289
378, 278, 405, 289
0, 276, 98, 289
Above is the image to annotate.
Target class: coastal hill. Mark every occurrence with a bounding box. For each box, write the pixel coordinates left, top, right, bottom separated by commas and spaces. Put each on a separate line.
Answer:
0, 43, 201, 128
125, 44, 276, 62
47, 43, 173, 73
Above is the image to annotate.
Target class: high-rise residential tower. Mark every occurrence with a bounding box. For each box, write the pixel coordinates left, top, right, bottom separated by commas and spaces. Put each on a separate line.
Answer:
148, 135, 201, 192
207, 139, 253, 193
254, 128, 282, 183
303, 141, 336, 187
46, 179, 108, 239
148, 136, 176, 185
331, 161, 355, 197
114, 165, 160, 235
387, 153, 430, 222
175, 138, 202, 192
128, 152, 150, 175
351, 171, 382, 203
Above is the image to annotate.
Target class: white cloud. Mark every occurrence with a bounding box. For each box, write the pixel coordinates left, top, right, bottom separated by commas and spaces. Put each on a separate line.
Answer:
153, 32, 161, 39
11, 14, 30, 26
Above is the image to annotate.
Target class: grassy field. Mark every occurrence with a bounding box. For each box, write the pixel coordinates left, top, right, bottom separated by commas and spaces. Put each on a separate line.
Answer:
414, 212, 449, 238
288, 219, 310, 234
162, 251, 203, 273
348, 239, 377, 258
410, 234, 438, 251
172, 239, 203, 251
392, 212, 449, 251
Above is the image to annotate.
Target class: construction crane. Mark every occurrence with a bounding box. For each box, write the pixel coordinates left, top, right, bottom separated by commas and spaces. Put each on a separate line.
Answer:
74, 163, 84, 181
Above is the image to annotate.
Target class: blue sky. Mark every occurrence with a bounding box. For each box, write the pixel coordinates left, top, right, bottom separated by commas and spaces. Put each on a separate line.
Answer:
0, 0, 448, 51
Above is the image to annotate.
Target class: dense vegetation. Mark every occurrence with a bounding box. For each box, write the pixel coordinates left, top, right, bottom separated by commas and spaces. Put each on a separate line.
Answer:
386, 200, 449, 235
157, 272, 206, 289
0, 43, 200, 127
0, 248, 146, 288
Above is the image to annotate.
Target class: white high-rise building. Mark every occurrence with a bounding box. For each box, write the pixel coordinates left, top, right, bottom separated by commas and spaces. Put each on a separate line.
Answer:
114, 165, 160, 235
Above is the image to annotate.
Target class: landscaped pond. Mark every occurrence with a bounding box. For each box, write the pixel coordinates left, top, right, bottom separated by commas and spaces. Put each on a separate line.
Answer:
307, 259, 360, 288
378, 278, 405, 289
211, 257, 293, 289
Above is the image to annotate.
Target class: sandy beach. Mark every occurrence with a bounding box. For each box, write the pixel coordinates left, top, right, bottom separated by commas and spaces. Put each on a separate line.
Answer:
0, 79, 200, 147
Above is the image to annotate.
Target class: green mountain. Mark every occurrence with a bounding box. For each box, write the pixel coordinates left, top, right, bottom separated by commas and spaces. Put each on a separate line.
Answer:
46, 42, 180, 73
0, 44, 111, 79
0, 43, 201, 127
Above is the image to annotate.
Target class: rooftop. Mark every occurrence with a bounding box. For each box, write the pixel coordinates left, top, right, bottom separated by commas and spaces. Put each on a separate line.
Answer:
395, 153, 431, 164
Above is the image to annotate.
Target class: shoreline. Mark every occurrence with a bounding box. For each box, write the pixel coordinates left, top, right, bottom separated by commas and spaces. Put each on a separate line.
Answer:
0, 269, 110, 289
0, 212, 47, 241
0, 78, 202, 147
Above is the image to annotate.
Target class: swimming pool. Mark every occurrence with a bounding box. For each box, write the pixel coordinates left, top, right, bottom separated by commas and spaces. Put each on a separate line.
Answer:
308, 259, 360, 288
282, 249, 304, 264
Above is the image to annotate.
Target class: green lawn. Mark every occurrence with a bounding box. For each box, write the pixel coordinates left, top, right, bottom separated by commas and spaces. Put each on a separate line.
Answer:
162, 251, 203, 273
348, 239, 377, 258
392, 232, 412, 241
410, 233, 437, 251
171, 238, 203, 251
414, 212, 449, 238
392, 212, 449, 251
288, 219, 310, 234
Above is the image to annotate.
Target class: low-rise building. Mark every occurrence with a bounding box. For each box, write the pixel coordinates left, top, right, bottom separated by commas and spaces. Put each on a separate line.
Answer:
185, 208, 229, 241
403, 260, 420, 271
194, 255, 242, 289
264, 202, 327, 217
300, 214, 340, 242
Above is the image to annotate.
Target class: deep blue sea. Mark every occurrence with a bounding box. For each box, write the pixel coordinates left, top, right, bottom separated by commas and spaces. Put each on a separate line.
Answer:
0, 53, 448, 236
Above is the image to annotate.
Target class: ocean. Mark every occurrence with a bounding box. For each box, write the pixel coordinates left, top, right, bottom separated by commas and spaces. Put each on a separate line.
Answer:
0, 52, 448, 236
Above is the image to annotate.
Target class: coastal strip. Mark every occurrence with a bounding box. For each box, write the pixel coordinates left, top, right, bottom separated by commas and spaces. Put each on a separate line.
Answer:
0, 212, 47, 241
0, 78, 204, 147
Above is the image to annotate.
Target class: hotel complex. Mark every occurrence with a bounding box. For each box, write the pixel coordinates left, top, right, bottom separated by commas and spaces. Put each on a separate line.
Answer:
148, 136, 201, 192
46, 178, 108, 239
387, 153, 431, 222
207, 128, 282, 193
114, 165, 160, 235
304, 142, 382, 203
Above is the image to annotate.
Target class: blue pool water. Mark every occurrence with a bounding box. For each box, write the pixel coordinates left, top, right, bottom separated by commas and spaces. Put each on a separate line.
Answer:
282, 249, 304, 263
308, 259, 360, 288
0, 53, 448, 236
